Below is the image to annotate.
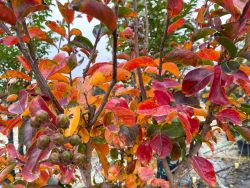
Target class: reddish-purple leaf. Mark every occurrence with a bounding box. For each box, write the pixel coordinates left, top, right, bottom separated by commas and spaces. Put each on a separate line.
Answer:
8, 90, 28, 115
150, 134, 173, 159
154, 90, 174, 106
137, 105, 175, 117
136, 141, 152, 165
178, 113, 192, 144
71, 0, 117, 32
233, 70, 250, 96
167, 0, 183, 18
189, 117, 200, 135
216, 109, 241, 125
191, 156, 216, 187
60, 166, 76, 184
152, 78, 179, 89
209, 65, 228, 105
182, 68, 213, 95
6, 144, 18, 160
165, 49, 200, 66
0, 2, 16, 25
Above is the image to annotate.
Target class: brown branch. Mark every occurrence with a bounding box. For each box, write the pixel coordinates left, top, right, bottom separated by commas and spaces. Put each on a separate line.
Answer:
239, 0, 250, 24
143, 0, 149, 52
15, 21, 64, 113
162, 159, 174, 187
83, 24, 102, 78
89, 5, 118, 126
133, 0, 147, 101
158, 14, 170, 79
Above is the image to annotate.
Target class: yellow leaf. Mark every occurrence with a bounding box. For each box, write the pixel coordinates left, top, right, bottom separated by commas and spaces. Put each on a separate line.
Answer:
65, 106, 81, 136
21, 107, 29, 117
90, 72, 106, 86
95, 144, 110, 175
163, 62, 179, 77
79, 128, 90, 143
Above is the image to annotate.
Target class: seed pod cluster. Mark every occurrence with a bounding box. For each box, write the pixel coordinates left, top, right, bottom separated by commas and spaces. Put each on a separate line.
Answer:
30, 110, 49, 128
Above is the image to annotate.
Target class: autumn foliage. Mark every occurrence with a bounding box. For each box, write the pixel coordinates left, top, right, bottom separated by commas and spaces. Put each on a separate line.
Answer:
0, 0, 250, 187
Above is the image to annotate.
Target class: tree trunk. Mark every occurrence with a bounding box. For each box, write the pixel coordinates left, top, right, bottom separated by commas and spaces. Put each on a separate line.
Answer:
80, 142, 92, 187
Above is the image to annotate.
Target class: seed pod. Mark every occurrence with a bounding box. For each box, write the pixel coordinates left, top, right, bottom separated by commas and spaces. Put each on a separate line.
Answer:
57, 114, 70, 129
49, 152, 60, 164
73, 153, 85, 165
30, 116, 40, 128
51, 133, 64, 145
60, 150, 72, 163
35, 110, 49, 124
37, 135, 50, 150
69, 135, 81, 146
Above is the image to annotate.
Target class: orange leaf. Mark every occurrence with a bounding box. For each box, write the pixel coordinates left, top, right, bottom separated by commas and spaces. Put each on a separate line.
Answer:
1, 70, 31, 81
240, 65, 250, 76
123, 56, 156, 70
71, 0, 117, 32
57, 1, 75, 24
79, 128, 90, 143
197, 48, 220, 62
0, 2, 16, 25
11, 0, 48, 19
167, 18, 185, 34
17, 55, 31, 72
46, 21, 66, 37
7, 94, 18, 102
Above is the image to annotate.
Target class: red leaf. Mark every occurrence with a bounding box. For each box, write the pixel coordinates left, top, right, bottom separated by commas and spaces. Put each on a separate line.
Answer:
57, 1, 74, 24
152, 78, 179, 89
17, 55, 31, 72
60, 166, 76, 184
167, 18, 185, 34
189, 117, 200, 135
150, 134, 173, 159
6, 144, 18, 160
12, 0, 48, 19
182, 68, 213, 95
197, 48, 220, 62
191, 156, 216, 187
178, 113, 192, 144
151, 178, 169, 188
137, 105, 174, 117
8, 90, 28, 115
45, 21, 66, 37
123, 56, 156, 71
136, 141, 152, 165
105, 98, 136, 126
167, 0, 183, 18
209, 65, 228, 105
216, 109, 241, 125
87, 62, 112, 75
0, 36, 18, 46
154, 90, 174, 106
28, 26, 53, 44
165, 49, 200, 66
0, 2, 16, 25
138, 167, 154, 181
71, 0, 117, 32
233, 70, 250, 96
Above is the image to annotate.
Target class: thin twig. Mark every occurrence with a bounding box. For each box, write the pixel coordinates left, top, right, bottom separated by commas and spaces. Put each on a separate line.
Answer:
83, 24, 102, 78
143, 0, 149, 52
15, 21, 64, 113
89, 5, 118, 126
133, 0, 147, 101
158, 14, 170, 79
239, 0, 250, 24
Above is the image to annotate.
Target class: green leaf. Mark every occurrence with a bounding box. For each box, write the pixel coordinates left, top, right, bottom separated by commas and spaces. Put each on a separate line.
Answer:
92, 136, 107, 144
110, 148, 119, 160
240, 103, 250, 115
191, 28, 216, 42
161, 120, 185, 138
221, 61, 240, 73
216, 36, 237, 58
234, 126, 250, 142
71, 36, 93, 51
118, 7, 137, 18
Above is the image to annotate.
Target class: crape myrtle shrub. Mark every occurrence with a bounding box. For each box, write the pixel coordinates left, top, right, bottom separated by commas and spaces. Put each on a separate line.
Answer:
0, 0, 250, 188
